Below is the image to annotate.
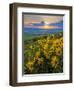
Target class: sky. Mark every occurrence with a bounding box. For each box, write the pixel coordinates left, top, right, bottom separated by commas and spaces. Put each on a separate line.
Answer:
24, 14, 63, 24
23, 14, 63, 29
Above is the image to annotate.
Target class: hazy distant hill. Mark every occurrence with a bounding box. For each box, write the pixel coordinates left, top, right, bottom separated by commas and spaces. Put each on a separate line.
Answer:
49, 20, 63, 27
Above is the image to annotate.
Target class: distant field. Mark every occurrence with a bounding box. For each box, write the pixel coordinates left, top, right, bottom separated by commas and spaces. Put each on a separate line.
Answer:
24, 33, 40, 41
24, 31, 63, 41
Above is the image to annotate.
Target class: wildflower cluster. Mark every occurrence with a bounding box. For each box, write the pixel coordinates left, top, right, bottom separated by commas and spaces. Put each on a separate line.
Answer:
24, 32, 63, 74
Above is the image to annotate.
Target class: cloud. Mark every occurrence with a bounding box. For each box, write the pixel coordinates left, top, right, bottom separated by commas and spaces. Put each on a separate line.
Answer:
24, 14, 63, 25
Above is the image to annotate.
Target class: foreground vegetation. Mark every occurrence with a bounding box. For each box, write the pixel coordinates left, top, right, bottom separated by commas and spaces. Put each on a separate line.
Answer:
24, 32, 63, 74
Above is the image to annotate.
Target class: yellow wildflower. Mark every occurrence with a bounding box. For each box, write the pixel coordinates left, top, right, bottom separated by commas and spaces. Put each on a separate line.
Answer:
44, 50, 49, 59
53, 39, 59, 46
26, 60, 34, 72
51, 56, 59, 68
60, 37, 63, 43
59, 37, 63, 48
29, 45, 33, 49
55, 47, 62, 56
35, 51, 40, 60
43, 43, 48, 50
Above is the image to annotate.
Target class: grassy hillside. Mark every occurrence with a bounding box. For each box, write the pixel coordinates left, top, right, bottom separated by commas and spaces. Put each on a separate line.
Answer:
24, 32, 63, 74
